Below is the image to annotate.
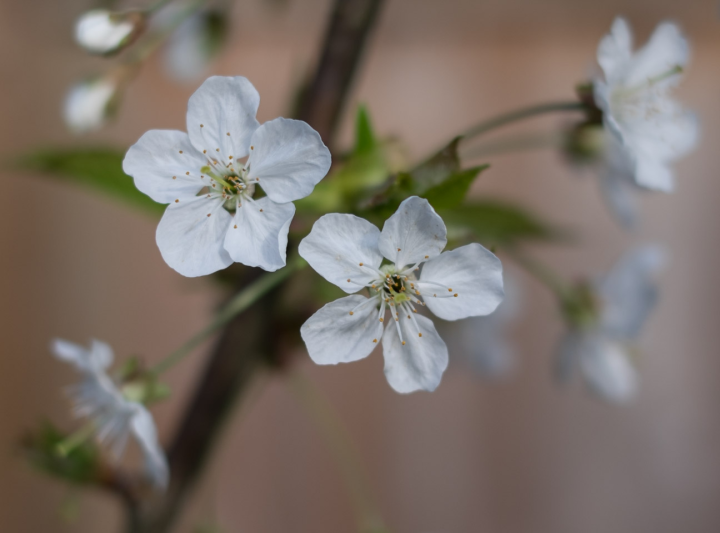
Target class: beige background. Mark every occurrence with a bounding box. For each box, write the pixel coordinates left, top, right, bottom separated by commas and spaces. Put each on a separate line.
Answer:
2, 0, 720, 531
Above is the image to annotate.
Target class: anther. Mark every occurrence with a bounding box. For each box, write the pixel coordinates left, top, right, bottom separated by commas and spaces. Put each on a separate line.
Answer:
259, 209, 263, 212
349, 311, 354, 316
407, 315, 411, 319
359, 262, 363, 266
186, 172, 190, 175
397, 248, 401, 252
448, 288, 453, 292
172, 176, 176, 179
250, 146, 254, 150
433, 294, 437, 297
200, 124, 204, 127
175, 199, 179, 203
203, 150, 207, 154
347, 279, 351, 282
207, 214, 211, 217
179, 150, 183, 154
379, 318, 384, 323
454, 294, 458, 297
226, 132, 230, 136
234, 225, 237, 229
229, 156, 233, 159
418, 333, 422, 338
425, 255, 429, 259
402, 341, 406, 346
395, 318, 399, 322
373, 339, 377, 343
216, 148, 220, 152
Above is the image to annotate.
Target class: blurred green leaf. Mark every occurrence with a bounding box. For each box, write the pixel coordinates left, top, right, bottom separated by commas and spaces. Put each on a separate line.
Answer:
22, 421, 101, 485
423, 165, 489, 210
409, 136, 462, 192
440, 200, 566, 246
354, 104, 377, 155
16, 148, 163, 216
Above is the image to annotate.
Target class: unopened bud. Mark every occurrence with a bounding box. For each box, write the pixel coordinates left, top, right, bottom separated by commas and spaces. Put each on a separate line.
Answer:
75, 9, 145, 55
63, 75, 121, 133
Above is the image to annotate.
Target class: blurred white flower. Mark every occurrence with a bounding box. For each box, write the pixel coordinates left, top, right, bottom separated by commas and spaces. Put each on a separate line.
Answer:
442, 274, 521, 378
123, 76, 331, 276
594, 17, 698, 193
299, 196, 505, 393
595, 132, 644, 228
75, 9, 144, 55
164, 10, 227, 82
63, 77, 119, 133
556, 246, 665, 403
52, 339, 168, 489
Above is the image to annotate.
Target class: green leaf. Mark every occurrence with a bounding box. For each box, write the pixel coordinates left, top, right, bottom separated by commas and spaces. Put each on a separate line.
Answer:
354, 104, 377, 155
15, 148, 164, 216
409, 136, 462, 193
22, 421, 101, 485
439, 200, 566, 246
423, 165, 489, 210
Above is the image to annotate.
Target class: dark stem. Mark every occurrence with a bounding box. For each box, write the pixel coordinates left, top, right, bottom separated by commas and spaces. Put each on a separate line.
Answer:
296, 0, 384, 149
126, 0, 385, 531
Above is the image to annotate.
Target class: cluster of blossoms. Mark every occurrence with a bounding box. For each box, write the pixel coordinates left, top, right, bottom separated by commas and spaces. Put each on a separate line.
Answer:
299, 196, 505, 393
47, 11, 694, 493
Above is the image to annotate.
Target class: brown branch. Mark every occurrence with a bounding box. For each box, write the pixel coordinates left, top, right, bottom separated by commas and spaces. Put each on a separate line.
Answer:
127, 0, 385, 531
296, 0, 384, 149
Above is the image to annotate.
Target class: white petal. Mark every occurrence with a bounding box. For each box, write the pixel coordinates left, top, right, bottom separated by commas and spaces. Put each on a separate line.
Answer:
130, 406, 169, 489
123, 129, 206, 204
378, 196, 447, 269
52, 339, 114, 372
634, 157, 674, 192
625, 22, 689, 89
599, 139, 640, 228
247, 118, 331, 204
580, 336, 638, 403
597, 245, 665, 339
597, 17, 633, 83
156, 195, 233, 277
164, 13, 211, 82
382, 313, 448, 393
301, 295, 383, 365
186, 76, 260, 160
223, 197, 294, 272
299, 213, 383, 293
418, 243, 504, 321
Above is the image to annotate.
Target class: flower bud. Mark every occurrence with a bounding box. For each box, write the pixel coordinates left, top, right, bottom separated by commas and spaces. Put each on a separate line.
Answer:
63, 76, 121, 133
164, 10, 228, 81
75, 9, 145, 55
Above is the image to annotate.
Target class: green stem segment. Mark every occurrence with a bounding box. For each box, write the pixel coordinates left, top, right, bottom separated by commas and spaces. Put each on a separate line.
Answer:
151, 255, 307, 376
289, 370, 388, 533
55, 422, 96, 457
460, 101, 587, 143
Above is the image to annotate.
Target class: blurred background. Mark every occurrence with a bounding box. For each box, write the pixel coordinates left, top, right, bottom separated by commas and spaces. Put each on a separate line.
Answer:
2, 0, 720, 531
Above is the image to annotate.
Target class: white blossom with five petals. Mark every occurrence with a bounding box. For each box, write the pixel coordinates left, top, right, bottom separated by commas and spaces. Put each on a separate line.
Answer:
123, 76, 331, 276
299, 196, 504, 393
52, 339, 168, 489
556, 245, 664, 403
594, 17, 698, 193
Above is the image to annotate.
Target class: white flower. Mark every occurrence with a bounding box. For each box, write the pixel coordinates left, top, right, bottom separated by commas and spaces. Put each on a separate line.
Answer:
299, 196, 504, 393
75, 10, 144, 55
64, 77, 119, 133
123, 76, 332, 276
52, 339, 168, 489
556, 246, 664, 403
594, 17, 698, 192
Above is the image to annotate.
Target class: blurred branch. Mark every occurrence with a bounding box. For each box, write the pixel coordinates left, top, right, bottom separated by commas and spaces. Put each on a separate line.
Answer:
127, 0, 385, 531
296, 0, 384, 149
